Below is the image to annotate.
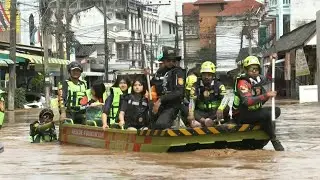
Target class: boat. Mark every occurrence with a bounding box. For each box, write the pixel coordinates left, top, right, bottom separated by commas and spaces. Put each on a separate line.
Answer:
59, 107, 270, 153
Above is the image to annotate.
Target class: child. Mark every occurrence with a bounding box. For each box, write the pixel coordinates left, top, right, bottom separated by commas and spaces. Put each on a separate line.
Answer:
29, 108, 57, 143
118, 76, 150, 130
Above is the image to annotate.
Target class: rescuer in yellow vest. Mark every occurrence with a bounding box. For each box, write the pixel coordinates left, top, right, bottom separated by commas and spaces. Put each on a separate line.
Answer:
59, 61, 88, 125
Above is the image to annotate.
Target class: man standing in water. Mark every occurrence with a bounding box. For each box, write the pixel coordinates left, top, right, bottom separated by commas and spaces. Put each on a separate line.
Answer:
232, 56, 284, 151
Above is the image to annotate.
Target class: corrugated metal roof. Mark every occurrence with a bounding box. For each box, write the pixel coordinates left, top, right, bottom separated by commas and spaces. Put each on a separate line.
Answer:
270, 20, 316, 53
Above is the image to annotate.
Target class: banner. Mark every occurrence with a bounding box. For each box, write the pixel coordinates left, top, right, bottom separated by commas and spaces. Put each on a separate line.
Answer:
4, 0, 21, 33
295, 48, 310, 77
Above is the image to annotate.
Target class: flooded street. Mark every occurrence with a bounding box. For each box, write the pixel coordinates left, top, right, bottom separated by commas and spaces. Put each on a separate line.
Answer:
1, 103, 320, 180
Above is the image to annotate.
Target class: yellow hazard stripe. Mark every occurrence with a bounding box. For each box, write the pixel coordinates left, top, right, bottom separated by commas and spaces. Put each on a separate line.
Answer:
238, 124, 249, 132
153, 130, 159, 136
207, 127, 220, 134
193, 128, 206, 135
139, 130, 144, 136
252, 125, 261, 130
179, 129, 192, 136
146, 130, 151, 136
160, 130, 166, 136
167, 129, 178, 136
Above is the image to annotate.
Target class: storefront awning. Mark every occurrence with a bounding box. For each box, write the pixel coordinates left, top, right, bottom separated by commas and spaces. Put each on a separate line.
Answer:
0, 50, 69, 65
17, 53, 69, 65
0, 58, 14, 67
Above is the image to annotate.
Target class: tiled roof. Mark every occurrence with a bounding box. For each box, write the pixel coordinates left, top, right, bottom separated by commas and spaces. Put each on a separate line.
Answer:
217, 0, 263, 17
182, 3, 199, 16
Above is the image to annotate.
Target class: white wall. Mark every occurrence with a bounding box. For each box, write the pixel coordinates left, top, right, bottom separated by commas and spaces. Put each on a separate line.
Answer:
216, 18, 258, 72
18, 0, 41, 46
158, 0, 197, 22
290, 0, 320, 30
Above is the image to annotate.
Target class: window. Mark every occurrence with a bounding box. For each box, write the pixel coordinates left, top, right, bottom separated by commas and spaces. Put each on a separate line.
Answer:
131, 14, 133, 30
116, 43, 129, 60
169, 24, 172, 34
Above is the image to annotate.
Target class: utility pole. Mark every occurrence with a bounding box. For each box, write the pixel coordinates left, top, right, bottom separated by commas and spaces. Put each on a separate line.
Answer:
65, 0, 71, 61
40, 0, 50, 108
103, 0, 109, 82
150, 34, 154, 74
137, 2, 171, 68
55, 0, 65, 81
277, 0, 284, 39
8, 0, 17, 111
182, 11, 187, 67
175, 12, 179, 54
140, 7, 145, 68
316, 11, 320, 102
247, 11, 252, 56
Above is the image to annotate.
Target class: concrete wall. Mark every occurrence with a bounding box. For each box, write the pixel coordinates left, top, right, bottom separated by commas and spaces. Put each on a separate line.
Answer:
161, 21, 171, 35
216, 18, 259, 72
198, 4, 223, 49
291, 0, 320, 30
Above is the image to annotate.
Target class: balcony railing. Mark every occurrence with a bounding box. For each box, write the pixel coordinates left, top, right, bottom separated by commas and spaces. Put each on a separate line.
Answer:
269, 0, 290, 7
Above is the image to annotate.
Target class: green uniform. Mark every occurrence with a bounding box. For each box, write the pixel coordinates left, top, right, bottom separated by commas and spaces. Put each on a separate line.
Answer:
29, 121, 57, 143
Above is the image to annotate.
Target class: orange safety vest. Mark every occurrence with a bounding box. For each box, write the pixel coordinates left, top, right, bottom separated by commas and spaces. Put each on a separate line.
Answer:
151, 85, 158, 101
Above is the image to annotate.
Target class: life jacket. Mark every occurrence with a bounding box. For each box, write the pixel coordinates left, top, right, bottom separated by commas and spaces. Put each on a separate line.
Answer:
124, 94, 149, 128
232, 74, 266, 112
86, 106, 103, 122
65, 79, 87, 110
29, 121, 57, 143
151, 85, 158, 101
109, 87, 132, 124
195, 80, 223, 111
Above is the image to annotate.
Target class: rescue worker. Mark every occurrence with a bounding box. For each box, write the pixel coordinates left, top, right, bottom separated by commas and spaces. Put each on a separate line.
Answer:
29, 108, 57, 143
232, 56, 284, 151
118, 77, 150, 130
150, 55, 167, 101
151, 49, 185, 129
0, 89, 5, 129
102, 77, 131, 130
60, 61, 88, 125
187, 61, 229, 127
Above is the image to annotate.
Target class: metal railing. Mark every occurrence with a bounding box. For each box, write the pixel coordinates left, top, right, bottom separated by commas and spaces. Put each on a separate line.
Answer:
269, 0, 290, 7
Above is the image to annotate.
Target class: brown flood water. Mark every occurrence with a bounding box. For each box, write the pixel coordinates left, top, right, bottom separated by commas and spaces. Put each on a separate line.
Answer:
1, 103, 320, 180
